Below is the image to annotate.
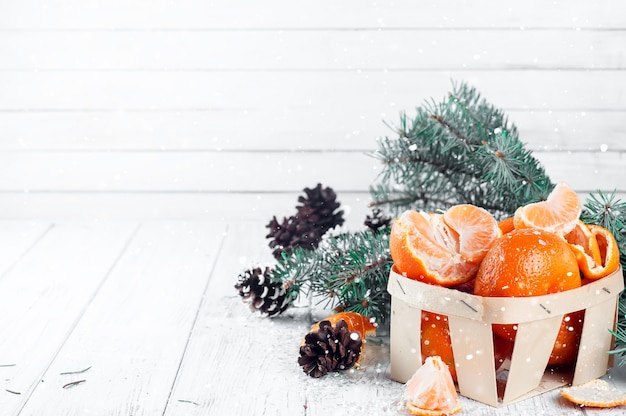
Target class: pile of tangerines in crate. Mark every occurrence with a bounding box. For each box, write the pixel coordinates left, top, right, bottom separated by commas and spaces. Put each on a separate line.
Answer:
389, 182, 623, 415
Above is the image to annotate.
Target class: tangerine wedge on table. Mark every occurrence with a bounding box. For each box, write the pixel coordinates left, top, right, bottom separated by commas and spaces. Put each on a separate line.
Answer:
390, 204, 501, 286
474, 227, 583, 366
513, 182, 581, 235
404, 355, 462, 416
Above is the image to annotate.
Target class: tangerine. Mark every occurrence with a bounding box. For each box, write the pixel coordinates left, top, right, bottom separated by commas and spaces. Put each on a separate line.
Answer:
497, 216, 515, 235
420, 311, 456, 381
390, 205, 501, 286
309, 312, 377, 340
474, 228, 582, 366
404, 356, 462, 416
513, 182, 581, 235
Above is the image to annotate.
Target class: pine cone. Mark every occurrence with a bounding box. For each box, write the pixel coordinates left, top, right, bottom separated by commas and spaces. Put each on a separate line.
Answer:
234, 267, 291, 316
298, 319, 362, 378
266, 184, 344, 259
266, 216, 321, 259
295, 183, 344, 231
364, 208, 392, 232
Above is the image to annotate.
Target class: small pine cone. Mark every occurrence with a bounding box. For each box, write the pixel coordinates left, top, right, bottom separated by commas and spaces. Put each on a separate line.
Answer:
295, 183, 345, 233
266, 216, 321, 259
266, 184, 344, 259
364, 208, 392, 232
234, 267, 291, 316
298, 319, 362, 378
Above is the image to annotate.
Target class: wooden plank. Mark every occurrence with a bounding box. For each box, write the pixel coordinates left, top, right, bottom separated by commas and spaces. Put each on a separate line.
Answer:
2, 191, 624, 224
0, 71, 625, 111
0, 222, 138, 414
0, 110, 624, 152
160, 221, 396, 415
0, 0, 623, 29
0, 192, 377, 226
0, 221, 51, 277
17, 221, 225, 415
0, 151, 380, 192
1, 30, 623, 71
0, 150, 622, 193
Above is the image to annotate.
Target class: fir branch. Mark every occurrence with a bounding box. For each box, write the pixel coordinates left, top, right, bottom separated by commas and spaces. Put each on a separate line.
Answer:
370, 80, 552, 219
580, 190, 626, 270
272, 229, 393, 324
581, 190, 626, 365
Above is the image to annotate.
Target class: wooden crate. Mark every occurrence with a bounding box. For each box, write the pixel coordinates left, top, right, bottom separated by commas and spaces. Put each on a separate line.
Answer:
387, 266, 624, 406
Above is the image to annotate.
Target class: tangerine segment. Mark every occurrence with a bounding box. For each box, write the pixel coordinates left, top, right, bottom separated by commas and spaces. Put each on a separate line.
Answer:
443, 204, 502, 263
404, 356, 462, 416
561, 379, 626, 408
580, 224, 621, 280
390, 206, 500, 286
565, 220, 603, 276
513, 182, 582, 235
497, 217, 515, 235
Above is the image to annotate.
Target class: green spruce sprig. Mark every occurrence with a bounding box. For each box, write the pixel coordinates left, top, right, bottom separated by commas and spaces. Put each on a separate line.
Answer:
370, 81, 552, 220
272, 228, 393, 323
581, 190, 626, 364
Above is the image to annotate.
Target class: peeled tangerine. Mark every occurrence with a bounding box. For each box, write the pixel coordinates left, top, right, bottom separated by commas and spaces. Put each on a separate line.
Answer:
404, 356, 462, 416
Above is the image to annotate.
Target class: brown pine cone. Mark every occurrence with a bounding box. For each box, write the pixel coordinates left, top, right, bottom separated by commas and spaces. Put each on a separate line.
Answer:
298, 319, 362, 378
266, 184, 344, 260
234, 267, 291, 316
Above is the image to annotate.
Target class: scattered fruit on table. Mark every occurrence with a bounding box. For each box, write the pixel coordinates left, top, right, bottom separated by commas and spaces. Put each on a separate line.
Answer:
560, 379, 626, 408
390, 204, 501, 286
404, 355, 462, 415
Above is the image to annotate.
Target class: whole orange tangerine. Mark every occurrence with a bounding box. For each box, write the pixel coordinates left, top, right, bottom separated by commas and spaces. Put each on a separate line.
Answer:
474, 227, 582, 366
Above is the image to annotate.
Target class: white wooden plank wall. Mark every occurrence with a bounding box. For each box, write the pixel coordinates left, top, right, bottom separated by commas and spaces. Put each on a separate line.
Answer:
0, 0, 625, 224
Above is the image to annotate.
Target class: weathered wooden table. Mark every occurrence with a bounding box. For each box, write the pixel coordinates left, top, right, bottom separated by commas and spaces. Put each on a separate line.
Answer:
1, 219, 624, 415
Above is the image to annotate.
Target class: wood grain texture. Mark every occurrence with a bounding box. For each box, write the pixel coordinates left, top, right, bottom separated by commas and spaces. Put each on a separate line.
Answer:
1, 30, 624, 71
0, 0, 623, 29
0, 110, 625, 152
0, 150, 622, 192
17, 221, 225, 416
0, 219, 624, 414
0, 222, 138, 414
0, 0, 624, 220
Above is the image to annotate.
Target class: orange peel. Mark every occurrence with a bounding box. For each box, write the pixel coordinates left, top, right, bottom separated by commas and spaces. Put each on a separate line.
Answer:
561, 379, 626, 408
